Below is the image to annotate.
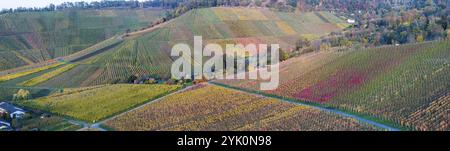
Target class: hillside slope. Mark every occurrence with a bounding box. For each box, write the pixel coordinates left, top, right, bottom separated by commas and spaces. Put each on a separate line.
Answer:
38, 7, 346, 87
217, 40, 450, 131
0, 9, 164, 71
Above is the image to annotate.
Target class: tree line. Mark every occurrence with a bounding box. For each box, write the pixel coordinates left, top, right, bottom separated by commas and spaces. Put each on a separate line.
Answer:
1, 0, 448, 51
286, 0, 449, 56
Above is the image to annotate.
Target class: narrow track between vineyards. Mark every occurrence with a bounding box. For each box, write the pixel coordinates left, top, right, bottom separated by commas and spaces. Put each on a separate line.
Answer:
209, 82, 400, 131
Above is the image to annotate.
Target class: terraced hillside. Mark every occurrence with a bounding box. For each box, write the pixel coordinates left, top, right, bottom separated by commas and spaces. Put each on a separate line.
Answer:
38, 7, 347, 87
216, 40, 450, 131
104, 84, 380, 131
0, 9, 165, 71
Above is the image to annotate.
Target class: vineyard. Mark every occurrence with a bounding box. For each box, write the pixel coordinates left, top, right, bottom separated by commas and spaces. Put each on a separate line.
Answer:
0, 36, 124, 99
1, 5, 446, 132
37, 7, 347, 87
38, 37, 174, 87
103, 84, 379, 131
401, 93, 449, 131
0, 51, 29, 71
0, 9, 165, 71
0, 62, 63, 82
170, 7, 346, 43
216, 40, 450, 131
15, 116, 82, 131
18, 84, 181, 123
61, 36, 124, 63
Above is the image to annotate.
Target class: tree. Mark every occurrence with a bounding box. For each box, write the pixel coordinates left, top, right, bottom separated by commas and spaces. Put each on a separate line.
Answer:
145, 78, 157, 84
295, 37, 311, 51
12, 89, 31, 101
427, 22, 444, 40
297, 0, 306, 11
0, 112, 8, 121
447, 30, 450, 39
286, 0, 297, 8
311, 40, 322, 51
239, 0, 251, 7
127, 75, 138, 83
320, 43, 331, 51
279, 49, 289, 62
416, 35, 425, 42
48, 4, 56, 11
255, 0, 262, 7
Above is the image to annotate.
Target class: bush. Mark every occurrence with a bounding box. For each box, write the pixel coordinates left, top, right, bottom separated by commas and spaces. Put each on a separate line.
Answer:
13, 89, 31, 101
279, 50, 290, 62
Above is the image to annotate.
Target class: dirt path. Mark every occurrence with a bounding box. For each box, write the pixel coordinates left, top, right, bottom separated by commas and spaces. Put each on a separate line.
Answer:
125, 18, 174, 38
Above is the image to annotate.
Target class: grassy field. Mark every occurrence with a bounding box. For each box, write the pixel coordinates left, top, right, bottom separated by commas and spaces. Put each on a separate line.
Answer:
0, 9, 165, 71
18, 84, 181, 123
216, 40, 450, 131
104, 84, 379, 131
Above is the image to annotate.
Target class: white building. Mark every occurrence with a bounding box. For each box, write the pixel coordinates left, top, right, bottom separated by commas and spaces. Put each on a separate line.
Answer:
0, 102, 26, 119
347, 19, 356, 24
0, 120, 11, 130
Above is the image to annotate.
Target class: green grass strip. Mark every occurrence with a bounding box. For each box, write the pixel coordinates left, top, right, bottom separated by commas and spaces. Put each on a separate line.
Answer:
19, 64, 77, 86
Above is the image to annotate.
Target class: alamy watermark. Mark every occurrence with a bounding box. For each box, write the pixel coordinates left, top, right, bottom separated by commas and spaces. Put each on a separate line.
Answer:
171, 36, 279, 90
